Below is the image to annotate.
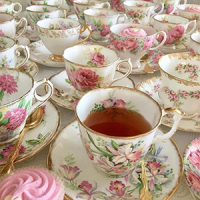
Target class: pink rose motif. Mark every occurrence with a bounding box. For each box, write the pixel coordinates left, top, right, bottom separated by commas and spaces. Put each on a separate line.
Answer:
22, 64, 29, 69
124, 38, 138, 50
112, 99, 126, 109
0, 74, 18, 95
152, 53, 163, 64
187, 170, 200, 192
194, 65, 199, 70
4, 108, 27, 130
188, 149, 200, 170
190, 72, 198, 80
60, 25, 67, 30
127, 10, 135, 17
170, 25, 185, 41
142, 37, 155, 50
106, 45, 115, 49
100, 24, 110, 37
111, 0, 125, 12
110, 33, 114, 43
166, 4, 174, 14
180, 90, 189, 97
190, 48, 195, 54
113, 39, 124, 50
70, 99, 79, 108
100, 99, 115, 108
99, 13, 106, 17
60, 164, 81, 181
90, 52, 105, 65
0, 30, 4, 36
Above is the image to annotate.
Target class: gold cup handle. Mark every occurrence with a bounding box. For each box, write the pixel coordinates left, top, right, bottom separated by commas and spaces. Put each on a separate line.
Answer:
12, 2, 22, 17
15, 17, 28, 40
150, 31, 167, 51
152, 108, 185, 144
116, 14, 128, 24
15, 45, 30, 69
109, 58, 133, 86
76, 24, 92, 44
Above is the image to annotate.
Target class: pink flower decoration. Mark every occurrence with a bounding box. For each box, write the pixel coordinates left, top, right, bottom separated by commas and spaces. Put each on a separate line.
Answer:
0, 74, 18, 94
60, 25, 67, 30
190, 48, 195, 54
41, 105, 46, 114
127, 10, 135, 17
187, 170, 200, 192
170, 25, 185, 41
166, 4, 174, 14
152, 53, 163, 64
113, 39, 124, 50
180, 90, 189, 97
4, 108, 26, 130
142, 37, 155, 50
111, 0, 125, 12
90, 52, 105, 65
188, 149, 200, 170
100, 98, 115, 108
78, 181, 93, 194
0, 30, 4, 36
70, 99, 79, 108
100, 24, 110, 37
109, 181, 125, 196
113, 99, 126, 109
22, 64, 29, 69
99, 13, 106, 17
61, 164, 81, 181
124, 38, 138, 50
107, 45, 115, 49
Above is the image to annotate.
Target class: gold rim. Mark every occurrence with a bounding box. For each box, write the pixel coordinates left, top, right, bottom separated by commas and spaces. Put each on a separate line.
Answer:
63, 44, 121, 68
46, 122, 183, 200
0, 12, 13, 24
74, 0, 102, 6
0, 101, 60, 166
0, 68, 34, 108
84, 8, 118, 18
48, 69, 135, 110
0, 35, 16, 52
136, 76, 161, 90
159, 52, 200, 86
190, 32, 200, 44
75, 86, 162, 140
26, 5, 59, 13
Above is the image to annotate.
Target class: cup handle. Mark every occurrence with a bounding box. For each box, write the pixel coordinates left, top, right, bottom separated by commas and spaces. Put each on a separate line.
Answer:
100, 2, 110, 9
76, 24, 92, 44
116, 14, 128, 24
152, 108, 184, 144
184, 20, 197, 37
149, 31, 167, 50
15, 45, 30, 69
15, 17, 27, 40
26, 79, 53, 117
109, 58, 132, 86
152, 3, 164, 17
12, 2, 22, 17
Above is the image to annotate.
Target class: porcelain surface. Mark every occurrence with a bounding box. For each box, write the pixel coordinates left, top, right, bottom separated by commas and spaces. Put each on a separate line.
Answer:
23, 26, 40, 41
47, 120, 183, 200
17, 36, 30, 47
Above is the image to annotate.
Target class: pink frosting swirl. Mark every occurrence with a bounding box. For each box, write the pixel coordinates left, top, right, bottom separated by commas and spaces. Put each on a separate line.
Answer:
119, 26, 147, 37
185, 6, 200, 13
0, 168, 63, 200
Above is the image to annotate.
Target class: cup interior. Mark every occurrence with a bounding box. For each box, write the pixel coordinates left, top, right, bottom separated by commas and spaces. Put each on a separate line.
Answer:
84, 8, 118, 17
63, 45, 119, 66
0, 68, 33, 106
0, 36, 15, 50
159, 53, 200, 82
37, 18, 80, 30
154, 14, 190, 24
124, 1, 154, 7
0, 13, 13, 23
76, 87, 161, 136
74, 0, 102, 5
191, 32, 200, 43
26, 5, 58, 12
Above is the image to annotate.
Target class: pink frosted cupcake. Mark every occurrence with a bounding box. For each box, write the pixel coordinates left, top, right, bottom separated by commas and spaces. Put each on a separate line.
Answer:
0, 168, 65, 200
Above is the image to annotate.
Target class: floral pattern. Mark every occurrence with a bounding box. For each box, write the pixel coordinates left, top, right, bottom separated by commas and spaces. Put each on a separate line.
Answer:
0, 55, 12, 68
0, 30, 4, 36
0, 38, 7, 50
110, 0, 126, 12
49, 21, 74, 30
126, 8, 147, 24
27, 12, 50, 28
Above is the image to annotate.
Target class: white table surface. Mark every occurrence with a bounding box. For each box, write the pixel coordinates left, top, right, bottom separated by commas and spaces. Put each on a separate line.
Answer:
13, 62, 199, 200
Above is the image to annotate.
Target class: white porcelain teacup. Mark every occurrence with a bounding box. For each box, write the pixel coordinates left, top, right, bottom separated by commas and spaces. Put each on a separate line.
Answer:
26, 5, 66, 36
27, 0, 63, 6
124, 1, 164, 25
0, 36, 30, 69
0, 13, 27, 40
37, 18, 91, 62
159, 53, 200, 118
74, 0, 110, 25
75, 86, 184, 177
152, 14, 196, 47
63, 44, 133, 97
190, 31, 200, 54
0, 0, 22, 16
0, 68, 53, 144
110, 23, 167, 68
84, 8, 126, 42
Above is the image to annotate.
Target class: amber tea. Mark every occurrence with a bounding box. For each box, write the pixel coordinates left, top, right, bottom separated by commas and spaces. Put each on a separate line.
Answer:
84, 107, 152, 137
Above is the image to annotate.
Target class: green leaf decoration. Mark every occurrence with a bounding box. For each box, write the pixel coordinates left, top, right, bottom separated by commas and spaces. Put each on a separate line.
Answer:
70, 64, 76, 71
0, 118, 9, 126
0, 90, 4, 101
18, 99, 26, 108
0, 111, 2, 119
0, 154, 3, 159
92, 18, 96, 24
111, 140, 119, 150
25, 100, 31, 111
44, 1, 47, 4
37, 133, 43, 139
97, 20, 102, 27
87, 61, 95, 66
65, 79, 71, 84
26, 139, 39, 146
99, 27, 103, 31
155, 184, 162, 191
109, 21, 113, 26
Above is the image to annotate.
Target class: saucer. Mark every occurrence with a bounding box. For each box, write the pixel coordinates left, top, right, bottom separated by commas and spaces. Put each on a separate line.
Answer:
17, 56, 39, 77
29, 40, 65, 68
0, 101, 60, 166
23, 26, 40, 42
137, 77, 200, 132
184, 137, 200, 199
47, 120, 183, 200
49, 69, 135, 110
17, 36, 30, 46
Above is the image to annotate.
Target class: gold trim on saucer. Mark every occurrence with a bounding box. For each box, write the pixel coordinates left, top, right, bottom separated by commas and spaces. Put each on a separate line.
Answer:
49, 54, 64, 62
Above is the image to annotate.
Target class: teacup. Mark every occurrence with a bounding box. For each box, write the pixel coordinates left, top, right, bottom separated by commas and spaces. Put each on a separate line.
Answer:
74, 0, 110, 25
37, 18, 92, 62
63, 44, 132, 97
0, 13, 27, 40
109, 0, 130, 12
0, 68, 53, 144
0, 0, 22, 16
177, 4, 200, 29
65, 0, 74, 11
110, 23, 167, 68
190, 31, 200, 54
27, 0, 63, 6
26, 5, 65, 36
75, 86, 184, 177
0, 36, 30, 69
152, 14, 196, 47
123, 1, 164, 25
84, 8, 126, 42
158, 53, 200, 117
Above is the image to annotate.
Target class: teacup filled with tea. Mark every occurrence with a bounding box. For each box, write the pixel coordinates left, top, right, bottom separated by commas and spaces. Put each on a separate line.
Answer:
75, 86, 184, 177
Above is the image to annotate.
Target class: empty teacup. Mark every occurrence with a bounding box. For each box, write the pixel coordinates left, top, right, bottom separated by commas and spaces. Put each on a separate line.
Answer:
0, 13, 27, 40
37, 18, 91, 62
0, 0, 22, 16
159, 53, 200, 117
190, 31, 200, 54
0, 68, 53, 144
63, 44, 132, 97
75, 86, 184, 177
0, 36, 30, 69
110, 23, 167, 68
